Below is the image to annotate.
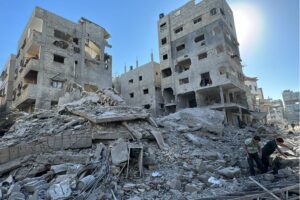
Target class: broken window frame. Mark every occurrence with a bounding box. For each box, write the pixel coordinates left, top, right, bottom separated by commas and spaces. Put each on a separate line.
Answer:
220, 8, 225, 16
54, 29, 71, 41
129, 93, 134, 98
175, 58, 191, 73
179, 77, 189, 85
160, 22, 167, 31
174, 26, 183, 34
194, 34, 205, 43
73, 38, 79, 45
51, 80, 64, 89
176, 44, 185, 52
198, 52, 207, 60
163, 54, 168, 60
161, 68, 172, 78
200, 72, 212, 87
53, 54, 65, 63
143, 89, 149, 94
193, 16, 202, 24
129, 79, 133, 84
139, 76, 143, 81
143, 104, 151, 109
210, 8, 217, 16
161, 37, 167, 45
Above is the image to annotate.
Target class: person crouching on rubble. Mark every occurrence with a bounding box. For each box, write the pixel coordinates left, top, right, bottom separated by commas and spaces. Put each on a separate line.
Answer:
261, 137, 292, 174
244, 136, 264, 176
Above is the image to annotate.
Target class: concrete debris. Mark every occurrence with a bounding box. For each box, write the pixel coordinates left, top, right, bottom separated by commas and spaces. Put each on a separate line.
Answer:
0, 88, 299, 200
47, 180, 72, 199
264, 173, 275, 181
111, 142, 129, 165
157, 108, 225, 135
218, 167, 241, 178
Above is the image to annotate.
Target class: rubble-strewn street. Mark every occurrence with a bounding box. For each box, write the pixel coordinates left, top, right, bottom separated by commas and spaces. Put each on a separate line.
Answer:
0, 88, 299, 200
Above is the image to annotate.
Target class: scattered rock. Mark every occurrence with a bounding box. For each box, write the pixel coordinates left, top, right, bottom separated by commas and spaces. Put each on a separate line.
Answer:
264, 173, 275, 181
218, 167, 241, 178
166, 179, 181, 190
185, 183, 204, 193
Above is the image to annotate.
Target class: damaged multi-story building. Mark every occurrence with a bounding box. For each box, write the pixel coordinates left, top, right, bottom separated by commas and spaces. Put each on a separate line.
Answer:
0, 7, 112, 112
244, 76, 264, 112
157, 0, 252, 125
0, 55, 16, 108
114, 54, 164, 116
282, 90, 300, 124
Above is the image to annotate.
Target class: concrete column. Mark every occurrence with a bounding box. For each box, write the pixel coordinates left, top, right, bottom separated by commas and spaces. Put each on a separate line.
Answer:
225, 92, 230, 103
223, 108, 228, 124
239, 107, 242, 120
195, 92, 205, 107
219, 86, 224, 105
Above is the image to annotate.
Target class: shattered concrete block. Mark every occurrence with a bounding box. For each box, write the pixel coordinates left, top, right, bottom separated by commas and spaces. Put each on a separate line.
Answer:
7, 183, 21, 196
94, 143, 105, 161
184, 133, 202, 147
157, 108, 224, 134
185, 183, 204, 193
218, 167, 241, 178
166, 179, 181, 190
278, 167, 293, 177
264, 173, 275, 181
8, 192, 25, 200
0, 147, 10, 164
123, 183, 136, 191
204, 151, 219, 161
23, 179, 48, 193
111, 142, 128, 165
170, 189, 183, 198
127, 196, 142, 200
51, 164, 69, 174
47, 180, 71, 199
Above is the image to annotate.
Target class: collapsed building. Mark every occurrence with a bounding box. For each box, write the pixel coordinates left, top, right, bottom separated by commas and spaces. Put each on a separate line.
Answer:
0, 7, 112, 112
157, 0, 253, 126
0, 86, 299, 200
282, 90, 300, 125
114, 54, 164, 116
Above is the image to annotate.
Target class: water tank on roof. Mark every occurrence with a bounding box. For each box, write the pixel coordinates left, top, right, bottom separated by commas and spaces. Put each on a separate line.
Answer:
159, 13, 165, 19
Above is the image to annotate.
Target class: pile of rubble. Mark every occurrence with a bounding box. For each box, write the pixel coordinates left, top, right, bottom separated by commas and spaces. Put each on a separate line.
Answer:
0, 87, 299, 199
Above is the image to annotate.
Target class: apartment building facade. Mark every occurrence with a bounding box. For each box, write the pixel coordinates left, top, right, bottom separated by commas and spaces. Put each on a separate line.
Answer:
114, 56, 164, 116
282, 90, 300, 124
0, 7, 112, 112
158, 0, 252, 125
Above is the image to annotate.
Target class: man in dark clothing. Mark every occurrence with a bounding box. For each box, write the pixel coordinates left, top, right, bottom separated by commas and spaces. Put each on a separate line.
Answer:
261, 138, 291, 174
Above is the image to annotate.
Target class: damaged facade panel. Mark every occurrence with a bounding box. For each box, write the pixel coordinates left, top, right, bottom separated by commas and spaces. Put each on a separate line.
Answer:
0, 7, 112, 112
282, 90, 300, 124
158, 0, 253, 125
0, 55, 16, 108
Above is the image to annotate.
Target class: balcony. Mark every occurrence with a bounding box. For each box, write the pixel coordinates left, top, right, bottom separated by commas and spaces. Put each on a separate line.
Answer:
14, 84, 37, 108
23, 30, 42, 53
161, 76, 173, 88
21, 59, 40, 78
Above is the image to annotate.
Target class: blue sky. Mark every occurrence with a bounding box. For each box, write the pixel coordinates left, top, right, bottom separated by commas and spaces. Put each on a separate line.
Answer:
0, 0, 298, 100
